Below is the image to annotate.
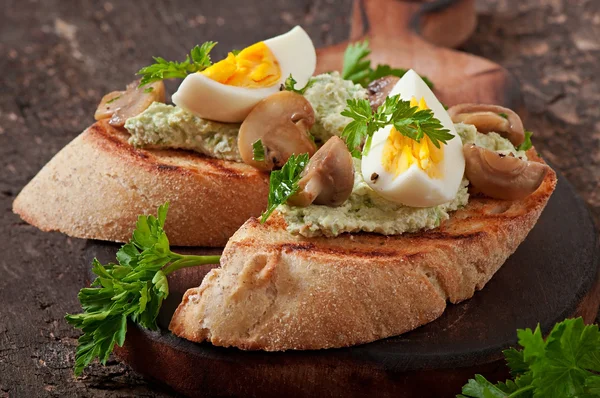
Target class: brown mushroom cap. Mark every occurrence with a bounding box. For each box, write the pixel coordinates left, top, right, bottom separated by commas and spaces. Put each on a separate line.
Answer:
238, 91, 317, 171
447, 103, 525, 147
367, 76, 400, 110
287, 136, 355, 207
94, 80, 166, 127
463, 144, 549, 200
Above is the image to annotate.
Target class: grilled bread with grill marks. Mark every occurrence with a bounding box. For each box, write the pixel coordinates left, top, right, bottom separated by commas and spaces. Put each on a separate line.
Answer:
12, 121, 269, 247
169, 150, 556, 350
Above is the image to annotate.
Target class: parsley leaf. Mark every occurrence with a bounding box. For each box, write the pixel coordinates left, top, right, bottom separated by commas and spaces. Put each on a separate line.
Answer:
340, 95, 454, 158
137, 41, 217, 87
458, 318, 600, 398
498, 112, 508, 119
340, 98, 374, 157
252, 139, 265, 162
503, 347, 529, 377
369, 64, 405, 82
531, 319, 600, 397
65, 203, 220, 375
281, 74, 315, 94
341, 40, 434, 88
342, 40, 372, 86
260, 153, 309, 223
517, 130, 533, 152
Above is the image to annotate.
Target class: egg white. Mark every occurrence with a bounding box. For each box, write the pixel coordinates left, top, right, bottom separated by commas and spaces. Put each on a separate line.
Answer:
361, 70, 465, 207
172, 26, 316, 123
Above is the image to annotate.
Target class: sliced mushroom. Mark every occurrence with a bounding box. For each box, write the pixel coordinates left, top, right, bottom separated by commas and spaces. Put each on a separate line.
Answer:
94, 80, 166, 127
447, 103, 525, 147
463, 144, 549, 200
238, 91, 317, 171
287, 136, 354, 207
367, 76, 400, 110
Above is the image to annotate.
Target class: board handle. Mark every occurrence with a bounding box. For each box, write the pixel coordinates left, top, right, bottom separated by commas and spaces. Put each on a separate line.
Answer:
316, 0, 523, 113
349, 0, 477, 49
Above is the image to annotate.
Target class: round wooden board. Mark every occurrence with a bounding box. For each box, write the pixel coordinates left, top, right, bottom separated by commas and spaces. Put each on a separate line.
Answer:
80, 1, 599, 396
83, 168, 600, 398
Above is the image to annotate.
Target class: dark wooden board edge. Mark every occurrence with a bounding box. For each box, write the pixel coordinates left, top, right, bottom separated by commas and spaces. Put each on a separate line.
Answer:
113, 324, 513, 398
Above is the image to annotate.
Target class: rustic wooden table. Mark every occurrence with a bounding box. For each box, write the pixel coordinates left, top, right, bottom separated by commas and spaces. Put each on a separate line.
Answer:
1, 0, 598, 396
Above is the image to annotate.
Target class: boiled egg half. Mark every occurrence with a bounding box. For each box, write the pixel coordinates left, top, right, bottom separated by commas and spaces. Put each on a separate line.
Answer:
361, 70, 465, 207
172, 26, 316, 123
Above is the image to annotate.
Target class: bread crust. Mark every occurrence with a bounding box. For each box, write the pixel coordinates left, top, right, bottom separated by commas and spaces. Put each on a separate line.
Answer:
12, 121, 269, 247
169, 151, 557, 350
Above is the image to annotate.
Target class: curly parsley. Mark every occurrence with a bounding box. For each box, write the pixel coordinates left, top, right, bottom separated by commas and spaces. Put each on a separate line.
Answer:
342, 40, 433, 88
260, 153, 309, 223
252, 139, 266, 162
340, 95, 454, 158
137, 41, 217, 87
517, 130, 533, 152
65, 203, 220, 375
458, 318, 600, 398
281, 74, 315, 95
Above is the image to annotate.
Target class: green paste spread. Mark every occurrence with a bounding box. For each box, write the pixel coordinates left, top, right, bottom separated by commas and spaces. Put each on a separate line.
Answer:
279, 124, 525, 237
124, 73, 367, 160
124, 102, 241, 161
456, 122, 528, 160
303, 72, 368, 143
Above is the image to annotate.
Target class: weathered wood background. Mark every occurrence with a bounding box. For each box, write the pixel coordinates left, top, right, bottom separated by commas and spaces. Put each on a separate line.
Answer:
1, 0, 598, 396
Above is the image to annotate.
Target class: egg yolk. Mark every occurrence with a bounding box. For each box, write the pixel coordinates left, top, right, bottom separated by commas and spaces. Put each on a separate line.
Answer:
201, 42, 281, 88
381, 97, 444, 179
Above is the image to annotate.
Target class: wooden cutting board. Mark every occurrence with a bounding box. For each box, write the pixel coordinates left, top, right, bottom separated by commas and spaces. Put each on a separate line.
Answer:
81, 0, 599, 396
84, 168, 599, 397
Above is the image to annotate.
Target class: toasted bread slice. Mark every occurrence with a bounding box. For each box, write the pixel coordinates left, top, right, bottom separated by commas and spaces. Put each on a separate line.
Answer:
169, 151, 556, 350
12, 121, 269, 247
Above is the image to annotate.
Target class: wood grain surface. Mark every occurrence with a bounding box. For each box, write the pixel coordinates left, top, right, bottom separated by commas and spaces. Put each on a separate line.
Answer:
1, 0, 599, 397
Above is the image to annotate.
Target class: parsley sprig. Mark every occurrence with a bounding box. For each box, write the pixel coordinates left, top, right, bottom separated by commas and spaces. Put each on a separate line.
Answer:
252, 139, 266, 162
137, 42, 217, 87
459, 318, 600, 398
517, 130, 533, 152
342, 40, 434, 88
281, 74, 315, 95
65, 203, 220, 375
260, 153, 309, 223
340, 95, 454, 158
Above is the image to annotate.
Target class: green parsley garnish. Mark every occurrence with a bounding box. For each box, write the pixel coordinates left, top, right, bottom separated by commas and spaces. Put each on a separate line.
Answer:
342, 40, 372, 86
105, 95, 122, 104
137, 41, 217, 87
517, 130, 533, 152
341, 40, 433, 88
143, 87, 154, 93
340, 95, 454, 158
281, 74, 315, 95
260, 153, 309, 223
65, 203, 220, 375
499, 112, 509, 119
458, 318, 600, 398
231, 49, 241, 56
252, 139, 266, 162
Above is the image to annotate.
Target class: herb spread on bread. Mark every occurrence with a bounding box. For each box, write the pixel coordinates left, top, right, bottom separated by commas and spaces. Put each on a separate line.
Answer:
261, 66, 549, 238
279, 124, 520, 237
123, 73, 366, 160
280, 160, 469, 237
125, 102, 242, 161
303, 72, 368, 143
456, 122, 528, 160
